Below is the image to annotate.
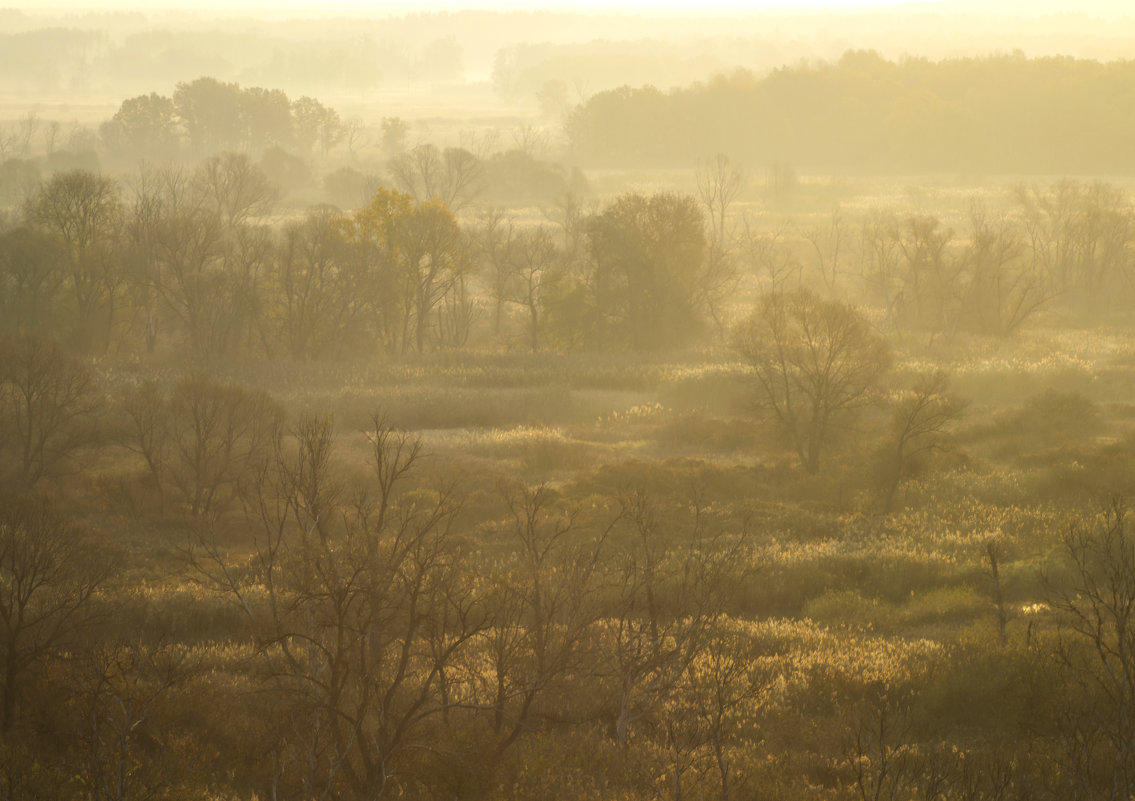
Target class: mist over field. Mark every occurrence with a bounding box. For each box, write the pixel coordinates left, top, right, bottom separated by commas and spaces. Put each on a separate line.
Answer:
4, 3, 1135, 799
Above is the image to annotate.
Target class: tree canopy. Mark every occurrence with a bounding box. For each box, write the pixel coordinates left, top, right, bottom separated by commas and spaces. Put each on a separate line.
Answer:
567, 51, 1135, 173
734, 289, 891, 474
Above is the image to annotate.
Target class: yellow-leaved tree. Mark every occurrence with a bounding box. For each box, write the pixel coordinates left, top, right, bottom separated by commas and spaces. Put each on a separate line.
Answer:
337, 188, 469, 354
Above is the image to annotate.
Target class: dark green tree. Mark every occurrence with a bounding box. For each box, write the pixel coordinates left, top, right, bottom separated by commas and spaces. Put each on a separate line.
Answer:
172, 77, 244, 155
585, 192, 709, 349
100, 93, 178, 162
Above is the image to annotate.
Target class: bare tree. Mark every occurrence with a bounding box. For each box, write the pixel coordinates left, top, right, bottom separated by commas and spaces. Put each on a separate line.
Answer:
843, 683, 918, 801
270, 205, 363, 360
693, 154, 745, 342
0, 336, 102, 487
892, 215, 957, 335
737, 217, 801, 293
148, 204, 232, 358
25, 169, 124, 352
459, 483, 613, 790
342, 117, 369, 160
379, 117, 407, 156
644, 613, 766, 801
471, 207, 515, 336
0, 125, 17, 162
118, 380, 168, 505
857, 211, 902, 329
436, 270, 476, 348
0, 227, 66, 339
401, 199, 470, 352
695, 153, 744, 249
74, 639, 192, 801
389, 143, 484, 213
734, 289, 891, 473
123, 163, 267, 358
511, 124, 549, 158
960, 205, 1051, 336
1016, 180, 1134, 309
542, 191, 589, 269
878, 370, 967, 513
986, 541, 1009, 647
688, 624, 766, 801
603, 490, 748, 752
161, 372, 283, 519
121, 165, 175, 354
802, 204, 845, 291
1050, 502, 1135, 801
0, 495, 106, 732
225, 221, 274, 354
15, 113, 37, 158
191, 413, 485, 800
193, 152, 278, 229
507, 226, 558, 351
442, 145, 486, 209
42, 120, 60, 156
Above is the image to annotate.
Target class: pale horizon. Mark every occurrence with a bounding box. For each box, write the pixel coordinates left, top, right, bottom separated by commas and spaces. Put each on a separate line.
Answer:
16, 0, 1135, 18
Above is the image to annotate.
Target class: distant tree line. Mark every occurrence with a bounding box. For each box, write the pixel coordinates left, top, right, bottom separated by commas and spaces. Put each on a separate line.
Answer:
8, 158, 1135, 367
566, 51, 1135, 173
101, 78, 344, 162
733, 180, 1135, 336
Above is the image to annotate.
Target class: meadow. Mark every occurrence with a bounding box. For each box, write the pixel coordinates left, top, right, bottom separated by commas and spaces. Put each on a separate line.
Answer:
4, 68, 1135, 796
62, 187, 1135, 798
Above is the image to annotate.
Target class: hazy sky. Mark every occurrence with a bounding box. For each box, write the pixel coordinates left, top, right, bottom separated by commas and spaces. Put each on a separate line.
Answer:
33, 0, 931, 9
29, 0, 1133, 15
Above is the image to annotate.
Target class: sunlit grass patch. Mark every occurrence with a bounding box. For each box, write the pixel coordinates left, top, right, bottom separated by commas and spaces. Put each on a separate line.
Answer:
895, 324, 1135, 406
801, 588, 888, 629
595, 401, 668, 427
733, 500, 1060, 616
657, 359, 751, 413
109, 581, 257, 645
330, 383, 591, 430
744, 616, 946, 696
802, 585, 990, 633
655, 410, 761, 454
736, 533, 962, 616
435, 424, 598, 474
